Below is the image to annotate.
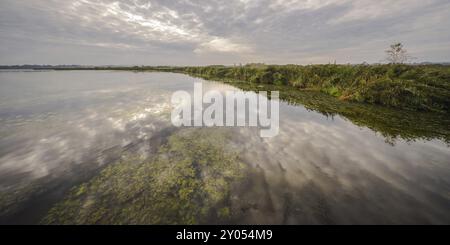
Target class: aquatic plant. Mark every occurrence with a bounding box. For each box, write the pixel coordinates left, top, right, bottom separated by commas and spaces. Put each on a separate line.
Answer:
42, 128, 245, 224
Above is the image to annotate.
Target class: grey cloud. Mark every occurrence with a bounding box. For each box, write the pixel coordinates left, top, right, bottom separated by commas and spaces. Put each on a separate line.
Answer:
0, 0, 449, 65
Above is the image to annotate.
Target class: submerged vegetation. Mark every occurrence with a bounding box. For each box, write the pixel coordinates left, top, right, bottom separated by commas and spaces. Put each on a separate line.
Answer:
42, 128, 246, 225
180, 64, 450, 143
228, 81, 450, 144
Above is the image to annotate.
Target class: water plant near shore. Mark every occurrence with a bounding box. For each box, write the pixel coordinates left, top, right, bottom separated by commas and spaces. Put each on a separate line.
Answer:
42, 128, 245, 224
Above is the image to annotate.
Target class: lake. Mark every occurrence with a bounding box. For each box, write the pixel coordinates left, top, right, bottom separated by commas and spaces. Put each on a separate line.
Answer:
0, 70, 449, 224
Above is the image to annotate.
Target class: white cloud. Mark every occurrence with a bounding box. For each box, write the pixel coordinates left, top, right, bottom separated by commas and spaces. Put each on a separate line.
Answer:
195, 38, 252, 54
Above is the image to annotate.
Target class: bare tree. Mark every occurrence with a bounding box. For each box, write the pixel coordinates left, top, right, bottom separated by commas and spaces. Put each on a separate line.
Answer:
385, 43, 412, 64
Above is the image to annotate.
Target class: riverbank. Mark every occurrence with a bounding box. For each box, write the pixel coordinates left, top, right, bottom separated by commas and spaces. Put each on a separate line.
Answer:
184, 64, 450, 114
47, 64, 450, 114
24, 65, 449, 142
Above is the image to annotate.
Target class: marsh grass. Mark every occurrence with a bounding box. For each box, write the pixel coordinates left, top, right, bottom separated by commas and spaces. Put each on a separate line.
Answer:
180, 64, 450, 114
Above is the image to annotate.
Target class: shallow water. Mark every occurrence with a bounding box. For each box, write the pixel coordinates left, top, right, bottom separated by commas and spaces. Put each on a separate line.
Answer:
0, 70, 449, 224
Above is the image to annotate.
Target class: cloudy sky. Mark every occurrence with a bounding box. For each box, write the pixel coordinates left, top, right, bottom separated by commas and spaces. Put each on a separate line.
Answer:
1, 0, 449, 65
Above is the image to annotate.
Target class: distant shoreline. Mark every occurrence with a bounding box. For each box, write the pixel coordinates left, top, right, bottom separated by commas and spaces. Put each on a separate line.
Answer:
2, 64, 449, 114
2, 62, 450, 70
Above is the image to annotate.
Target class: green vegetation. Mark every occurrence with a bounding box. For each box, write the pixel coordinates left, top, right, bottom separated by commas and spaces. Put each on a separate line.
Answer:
54, 63, 450, 113
42, 128, 246, 225
181, 64, 450, 114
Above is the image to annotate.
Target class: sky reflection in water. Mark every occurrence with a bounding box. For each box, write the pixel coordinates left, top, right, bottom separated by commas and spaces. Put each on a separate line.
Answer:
0, 70, 449, 224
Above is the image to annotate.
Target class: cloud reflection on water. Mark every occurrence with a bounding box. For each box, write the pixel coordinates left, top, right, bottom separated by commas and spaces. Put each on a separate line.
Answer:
0, 71, 449, 224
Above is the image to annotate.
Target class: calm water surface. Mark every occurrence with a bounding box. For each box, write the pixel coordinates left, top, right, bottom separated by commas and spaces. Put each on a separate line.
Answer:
0, 70, 449, 224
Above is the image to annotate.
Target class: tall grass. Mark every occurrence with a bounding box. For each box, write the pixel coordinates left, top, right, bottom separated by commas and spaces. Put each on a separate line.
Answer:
180, 64, 450, 113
